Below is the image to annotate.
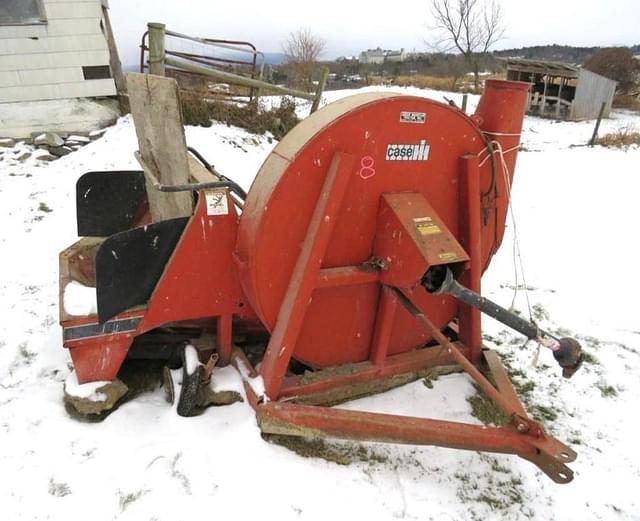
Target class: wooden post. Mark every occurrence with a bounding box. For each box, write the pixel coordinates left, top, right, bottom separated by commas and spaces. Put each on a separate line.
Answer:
461, 93, 468, 114
540, 75, 548, 115
310, 67, 329, 114
127, 72, 193, 221
589, 102, 607, 147
556, 78, 564, 118
532, 91, 539, 111
148, 22, 166, 76
101, 4, 126, 96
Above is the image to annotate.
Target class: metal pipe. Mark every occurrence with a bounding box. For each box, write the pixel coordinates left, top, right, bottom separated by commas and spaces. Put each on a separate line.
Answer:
134, 151, 247, 201
186, 147, 247, 200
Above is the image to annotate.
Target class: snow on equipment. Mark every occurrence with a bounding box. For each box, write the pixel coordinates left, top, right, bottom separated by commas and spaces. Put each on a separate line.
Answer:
59, 73, 583, 482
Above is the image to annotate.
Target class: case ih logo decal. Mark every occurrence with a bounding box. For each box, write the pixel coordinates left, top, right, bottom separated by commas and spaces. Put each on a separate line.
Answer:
386, 140, 430, 161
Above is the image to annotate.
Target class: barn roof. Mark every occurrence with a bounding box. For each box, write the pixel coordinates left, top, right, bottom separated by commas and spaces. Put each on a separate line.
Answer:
498, 57, 580, 78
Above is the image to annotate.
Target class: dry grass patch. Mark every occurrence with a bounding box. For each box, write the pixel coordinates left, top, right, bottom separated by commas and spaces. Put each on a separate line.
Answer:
596, 125, 640, 147
180, 92, 299, 139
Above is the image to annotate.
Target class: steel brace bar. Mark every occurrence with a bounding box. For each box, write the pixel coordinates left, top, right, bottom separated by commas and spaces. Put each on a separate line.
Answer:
391, 286, 576, 482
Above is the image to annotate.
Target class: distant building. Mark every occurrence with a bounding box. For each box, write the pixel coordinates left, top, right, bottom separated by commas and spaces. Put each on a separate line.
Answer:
385, 48, 406, 63
360, 48, 385, 65
360, 47, 407, 65
499, 57, 617, 120
0, 0, 122, 137
336, 56, 359, 64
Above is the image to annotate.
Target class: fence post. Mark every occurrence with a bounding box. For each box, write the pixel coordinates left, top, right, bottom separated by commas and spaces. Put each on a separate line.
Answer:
148, 22, 166, 76
589, 102, 607, 147
310, 67, 329, 114
461, 93, 468, 114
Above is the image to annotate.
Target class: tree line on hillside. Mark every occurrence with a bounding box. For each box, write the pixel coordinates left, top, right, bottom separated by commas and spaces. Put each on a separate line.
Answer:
279, 0, 639, 107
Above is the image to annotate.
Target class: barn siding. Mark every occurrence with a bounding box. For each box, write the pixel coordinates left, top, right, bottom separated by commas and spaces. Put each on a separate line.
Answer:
0, 34, 109, 55
0, 0, 115, 104
0, 18, 102, 39
43, 2, 103, 20
1, 78, 115, 103
0, 49, 111, 72
1, 67, 85, 88
572, 69, 617, 120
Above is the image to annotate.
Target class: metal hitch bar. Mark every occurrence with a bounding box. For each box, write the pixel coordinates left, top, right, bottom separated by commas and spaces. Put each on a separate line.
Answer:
389, 286, 577, 482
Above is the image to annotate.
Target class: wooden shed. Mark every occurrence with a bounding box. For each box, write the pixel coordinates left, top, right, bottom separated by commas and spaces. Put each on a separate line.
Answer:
0, 0, 123, 137
500, 58, 617, 120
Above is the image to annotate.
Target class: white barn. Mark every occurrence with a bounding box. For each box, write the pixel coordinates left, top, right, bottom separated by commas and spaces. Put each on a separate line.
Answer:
0, 0, 122, 138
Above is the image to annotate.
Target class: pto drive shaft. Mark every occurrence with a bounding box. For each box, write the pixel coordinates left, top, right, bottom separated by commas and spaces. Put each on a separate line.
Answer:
422, 267, 583, 378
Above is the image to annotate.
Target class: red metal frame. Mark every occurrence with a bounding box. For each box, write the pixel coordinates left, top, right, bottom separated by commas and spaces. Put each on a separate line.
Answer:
458, 154, 483, 363
233, 138, 574, 482
61, 189, 248, 382
369, 286, 398, 366
259, 152, 357, 398
256, 398, 575, 484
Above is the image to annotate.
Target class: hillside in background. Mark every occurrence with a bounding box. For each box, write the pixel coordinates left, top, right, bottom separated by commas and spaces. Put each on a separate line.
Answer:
494, 44, 640, 64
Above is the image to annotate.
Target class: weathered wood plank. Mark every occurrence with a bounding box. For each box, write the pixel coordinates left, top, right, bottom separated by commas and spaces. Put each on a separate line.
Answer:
188, 155, 218, 184
101, 4, 125, 96
126, 72, 193, 222
574, 69, 617, 120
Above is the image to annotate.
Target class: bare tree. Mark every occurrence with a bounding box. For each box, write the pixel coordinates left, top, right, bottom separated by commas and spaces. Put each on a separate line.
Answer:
584, 47, 640, 95
428, 0, 505, 90
282, 28, 326, 91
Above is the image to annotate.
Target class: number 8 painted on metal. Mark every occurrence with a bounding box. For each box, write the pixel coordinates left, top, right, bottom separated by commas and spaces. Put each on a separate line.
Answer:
359, 155, 375, 179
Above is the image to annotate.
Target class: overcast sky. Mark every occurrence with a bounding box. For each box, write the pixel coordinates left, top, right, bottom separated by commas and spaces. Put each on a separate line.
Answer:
109, 0, 639, 66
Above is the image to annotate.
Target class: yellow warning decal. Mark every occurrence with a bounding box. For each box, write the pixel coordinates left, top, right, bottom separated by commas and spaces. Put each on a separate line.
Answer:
439, 252, 458, 262
416, 223, 441, 235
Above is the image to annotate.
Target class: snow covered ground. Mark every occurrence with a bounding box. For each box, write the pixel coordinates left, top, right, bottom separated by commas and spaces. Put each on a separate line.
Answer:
1, 87, 639, 520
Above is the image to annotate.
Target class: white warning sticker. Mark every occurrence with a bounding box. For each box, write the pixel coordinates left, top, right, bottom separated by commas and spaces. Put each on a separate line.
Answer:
386, 140, 430, 161
205, 190, 229, 216
400, 111, 426, 124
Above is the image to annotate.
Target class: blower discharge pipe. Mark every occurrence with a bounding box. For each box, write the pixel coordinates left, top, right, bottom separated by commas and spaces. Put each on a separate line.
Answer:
423, 267, 583, 378
474, 79, 530, 188
473, 80, 530, 257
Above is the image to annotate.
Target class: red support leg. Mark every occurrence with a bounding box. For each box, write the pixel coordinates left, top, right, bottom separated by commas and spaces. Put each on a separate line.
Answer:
216, 314, 233, 366
260, 152, 356, 399
69, 336, 132, 383
369, 286, 398, 366
458, 154, 483, 364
